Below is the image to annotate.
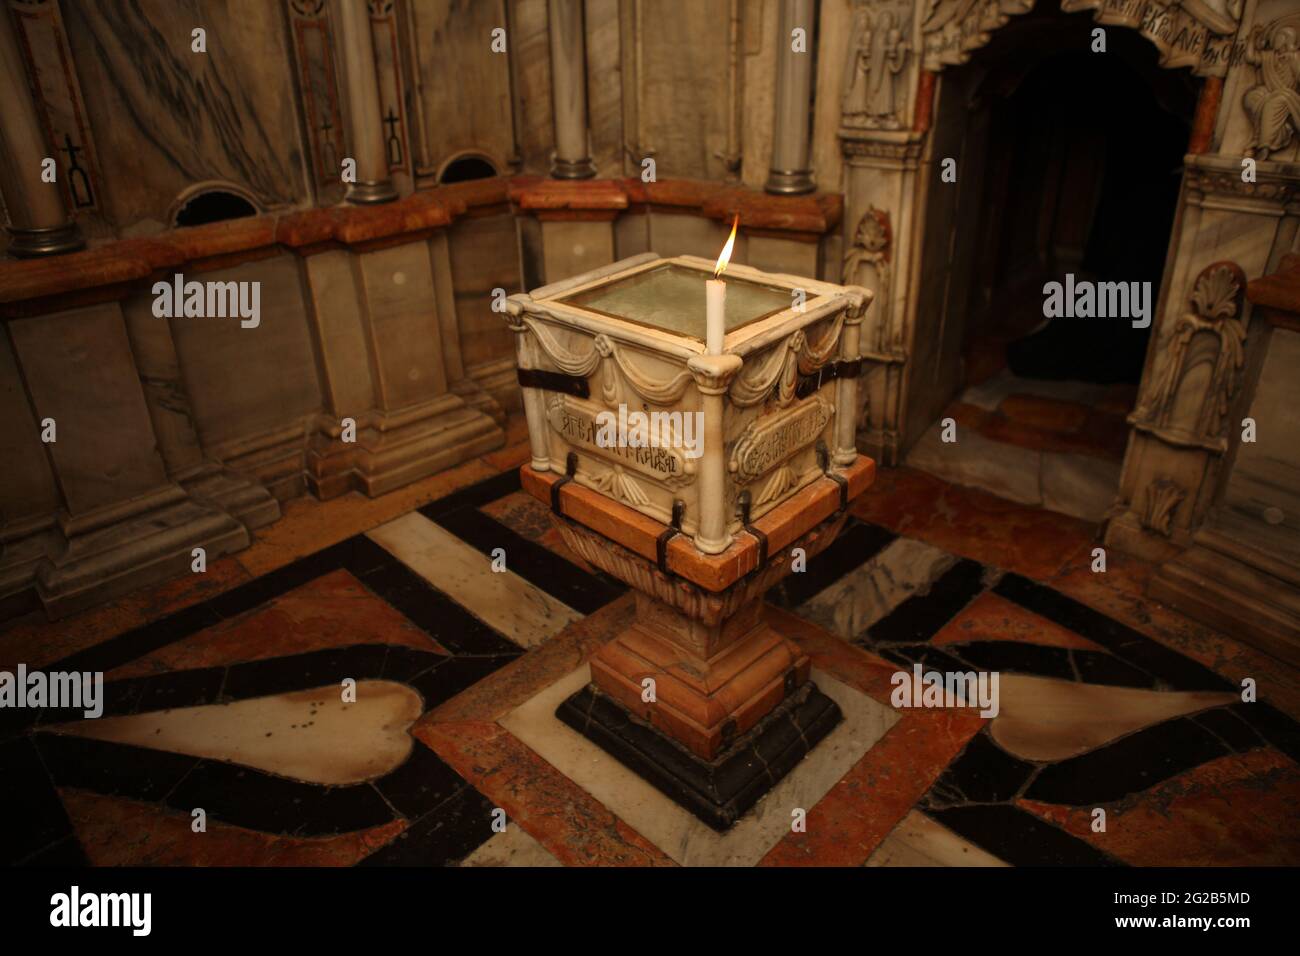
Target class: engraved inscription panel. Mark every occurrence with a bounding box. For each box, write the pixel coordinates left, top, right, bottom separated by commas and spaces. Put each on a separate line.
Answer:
730, 398, 833, 483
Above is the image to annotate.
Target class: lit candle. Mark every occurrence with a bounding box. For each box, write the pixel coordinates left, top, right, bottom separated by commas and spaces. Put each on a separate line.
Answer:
706, 215, 739, 355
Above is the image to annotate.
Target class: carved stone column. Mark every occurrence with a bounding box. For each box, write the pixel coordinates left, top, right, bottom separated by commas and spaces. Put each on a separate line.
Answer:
765, 0, 816, 195
0, 6, 83, 257
334, 0, 397, 204
547, 0, 596, 179
687, 353, 743, 554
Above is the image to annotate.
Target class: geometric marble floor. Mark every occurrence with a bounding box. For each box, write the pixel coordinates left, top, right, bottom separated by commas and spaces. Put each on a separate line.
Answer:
3, 436, 1299, 867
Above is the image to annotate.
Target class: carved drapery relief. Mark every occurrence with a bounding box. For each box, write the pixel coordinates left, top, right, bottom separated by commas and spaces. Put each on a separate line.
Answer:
1131, 262, 1247, 453
520, 318, 693, 407
842, 0, 912, 130
1241, 12, 1300, 160
727, 315, 846, 408
843, 206, 893, 351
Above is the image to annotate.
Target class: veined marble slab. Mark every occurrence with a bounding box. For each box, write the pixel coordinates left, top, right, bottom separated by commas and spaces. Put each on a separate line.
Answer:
461, 826, 563, 867
866, 809, 1008, 867
501, 665, 899, 867
797, 536, 957, 640
46, 681, 421, 786
367, 512, 581, 648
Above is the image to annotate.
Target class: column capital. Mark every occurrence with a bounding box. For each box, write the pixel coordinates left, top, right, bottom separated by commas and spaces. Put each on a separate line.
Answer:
687, 353, 743, 394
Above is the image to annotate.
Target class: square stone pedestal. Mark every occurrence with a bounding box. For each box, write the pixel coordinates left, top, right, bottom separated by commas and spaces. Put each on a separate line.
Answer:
522, 455, 874, 829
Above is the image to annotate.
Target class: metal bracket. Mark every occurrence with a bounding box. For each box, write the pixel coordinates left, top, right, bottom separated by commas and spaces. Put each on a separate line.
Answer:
655, 499, 685, 575
551, 451, 578, 515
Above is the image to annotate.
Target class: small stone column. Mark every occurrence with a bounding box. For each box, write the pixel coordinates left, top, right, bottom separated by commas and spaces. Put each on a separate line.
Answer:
765, 0, 816, 195
687, 353, 743, 554
334, 0, 397, 204
547, 0, 596, 179
834, 292, 869, 466
505, 298, 553, 472
0, 7, 83, 257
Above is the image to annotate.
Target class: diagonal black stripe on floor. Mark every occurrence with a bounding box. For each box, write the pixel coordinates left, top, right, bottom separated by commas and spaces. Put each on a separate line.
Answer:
357, 784, 498, 866
859, 558, 990, 646
1023, 715, 1231, 806
418, 468, 523, 520
992, 573, 1235, 692
924, 730, 1040, 807
0, 735, 75, 866
768, 518, 897, 609
923, 805, 1123, 866
428, 503, 625, 614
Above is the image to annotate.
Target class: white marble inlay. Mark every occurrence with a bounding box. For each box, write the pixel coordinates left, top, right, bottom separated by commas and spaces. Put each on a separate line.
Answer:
461, 826, 563, 867
501, 666, 898, 867
991, 674, 1237, 762
797, 536, 956, 640
866, 809, 1008, 867
367, 512, 581, 648
45, 681, 422, 786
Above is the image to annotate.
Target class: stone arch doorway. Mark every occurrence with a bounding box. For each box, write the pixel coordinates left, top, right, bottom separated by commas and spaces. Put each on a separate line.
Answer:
894, 4, 1209, 523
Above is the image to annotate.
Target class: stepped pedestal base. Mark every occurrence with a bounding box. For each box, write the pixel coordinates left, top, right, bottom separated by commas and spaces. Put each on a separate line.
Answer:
523, 457, 874, 828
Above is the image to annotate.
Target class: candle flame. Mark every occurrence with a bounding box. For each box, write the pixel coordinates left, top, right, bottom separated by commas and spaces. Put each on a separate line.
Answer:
713, 215, 739, 278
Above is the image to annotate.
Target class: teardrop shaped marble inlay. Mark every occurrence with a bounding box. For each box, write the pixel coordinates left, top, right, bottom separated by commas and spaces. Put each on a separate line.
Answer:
991, 674, 1237, 763
44, 681, 423, 786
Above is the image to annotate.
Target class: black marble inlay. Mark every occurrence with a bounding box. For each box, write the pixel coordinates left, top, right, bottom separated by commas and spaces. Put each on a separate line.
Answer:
221, 645, 394, 701
407, 656, 518, 710
1190, 705, 1268, 754
862, 558, 989, 646
925, 730, 1039, 807
879, 644, 978, 676
430, 504, 625, 614
166, 759, 394, 836
372, 742, 470, 820
924, 805, 1122, 866
557, 682, 842, 832
992, 574, 1233, 692
1024, 716, 1229, 806
358, 785, 498, 866
23, 836, 90, 867
419, 468, 523, 520
948, 641, 1079, 683
0, 735, 74, 865
34, 734, 200, 805
1233, 701, 1300, 767
352, 549, 520, 657
769, 519, 898, 609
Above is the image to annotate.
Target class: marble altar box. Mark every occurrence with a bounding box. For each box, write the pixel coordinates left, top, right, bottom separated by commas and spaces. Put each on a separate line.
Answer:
505, 252, 870, 555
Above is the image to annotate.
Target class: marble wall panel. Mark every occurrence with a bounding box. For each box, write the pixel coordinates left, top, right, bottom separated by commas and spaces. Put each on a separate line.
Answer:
304, 249, 376, 416
168, 255, 322, 448
636, 0, 731, 180
60, 0, 311, 233
450, 212, 523, 370
408, 0, 515, 177
539, 219, 614, 289
8, 303, 168, 516
0, 331, 62, 524
508, 0, 554, 174
356, 241, 448, 409
585, 0, 624, 177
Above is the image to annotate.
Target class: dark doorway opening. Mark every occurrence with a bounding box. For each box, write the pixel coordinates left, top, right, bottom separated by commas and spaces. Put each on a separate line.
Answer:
174, 190, 258, 228
439, 156, 498, 184
961, 8, 1196, 388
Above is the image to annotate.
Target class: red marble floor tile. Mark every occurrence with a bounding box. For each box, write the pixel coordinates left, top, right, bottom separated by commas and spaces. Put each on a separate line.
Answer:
1018, 748, 1300, 866
949, 400, 1126, 461
108, 568, 447, 681
931, 590, 1105, 652
999, 394, 1090, 433
760, 706, 984, 867
414, 721, 674, 867
1045, 550, 1300, 722
60, 788, 407, 866
0, 556, 253, 673
851, 466, 1098, 582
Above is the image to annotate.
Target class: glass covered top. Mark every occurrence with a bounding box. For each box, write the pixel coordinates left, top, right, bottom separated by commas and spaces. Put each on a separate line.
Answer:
558, 263, 792, 340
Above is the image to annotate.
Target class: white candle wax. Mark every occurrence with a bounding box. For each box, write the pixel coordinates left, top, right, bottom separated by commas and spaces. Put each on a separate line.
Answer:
705, 277, 726, 355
